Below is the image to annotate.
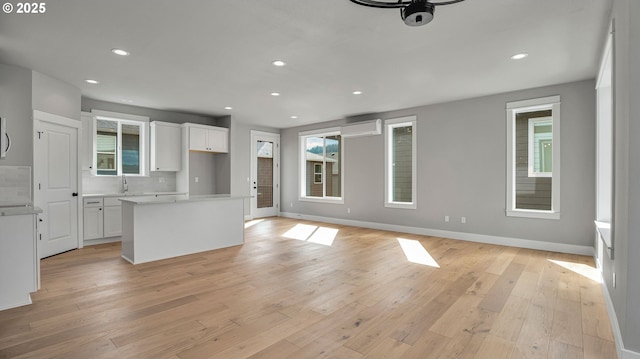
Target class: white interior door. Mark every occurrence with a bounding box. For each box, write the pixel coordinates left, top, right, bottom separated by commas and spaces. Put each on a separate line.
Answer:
34, 111, 79, 258
250, 131, 280, 219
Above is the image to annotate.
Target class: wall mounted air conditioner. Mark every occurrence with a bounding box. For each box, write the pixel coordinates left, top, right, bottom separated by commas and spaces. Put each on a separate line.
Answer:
340, 119, 382, 138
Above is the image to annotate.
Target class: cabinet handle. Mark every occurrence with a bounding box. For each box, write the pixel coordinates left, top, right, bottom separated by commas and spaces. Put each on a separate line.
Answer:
87, 201, 100, 204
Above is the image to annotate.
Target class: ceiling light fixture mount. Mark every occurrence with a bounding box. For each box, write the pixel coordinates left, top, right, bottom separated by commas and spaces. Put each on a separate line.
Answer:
349, 0, 465, 27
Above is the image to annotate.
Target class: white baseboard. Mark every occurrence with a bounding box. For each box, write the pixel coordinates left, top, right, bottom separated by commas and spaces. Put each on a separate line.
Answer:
598, 264, 640, 359
83, 237, 121, 246
279, 212, 594, 256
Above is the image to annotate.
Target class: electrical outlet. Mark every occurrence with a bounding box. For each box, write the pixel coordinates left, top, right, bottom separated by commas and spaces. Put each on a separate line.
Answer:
290, 202, 293, 208
347, 208, 351, 214
445, 215, 450, 222
159, 177, 165, 183
194, 177, 199, 183
461, 217, 466, 224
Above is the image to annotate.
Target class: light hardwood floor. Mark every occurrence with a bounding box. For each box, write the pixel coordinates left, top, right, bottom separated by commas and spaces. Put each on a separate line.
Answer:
0, 217, 617, 359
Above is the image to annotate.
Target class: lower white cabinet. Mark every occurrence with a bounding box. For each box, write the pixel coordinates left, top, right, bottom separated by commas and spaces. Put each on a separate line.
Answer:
103, 201, 122, 237
83, 197, 121, 240
0, 212, 38, 310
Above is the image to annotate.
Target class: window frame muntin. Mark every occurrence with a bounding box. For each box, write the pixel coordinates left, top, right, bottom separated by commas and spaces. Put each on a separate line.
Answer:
298, 127, 344, 204
91, 110, 149, 177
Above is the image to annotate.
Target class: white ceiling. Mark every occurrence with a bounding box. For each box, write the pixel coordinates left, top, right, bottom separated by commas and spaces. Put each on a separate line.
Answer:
0, 0, 612, 128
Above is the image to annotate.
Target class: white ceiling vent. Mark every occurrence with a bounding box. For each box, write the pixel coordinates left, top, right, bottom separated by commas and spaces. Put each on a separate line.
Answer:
341, 119, 382, 138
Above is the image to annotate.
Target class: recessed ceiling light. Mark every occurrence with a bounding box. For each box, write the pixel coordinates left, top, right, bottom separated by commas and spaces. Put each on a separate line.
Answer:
85, 79, 99, 84
291, 115, 298, 119
352, 90, 363, 95
272, 60, 286, 67
111, 48, 130, 56
510, 53, 529, 60
271, 92, 281, 96
224, 106, 233, 110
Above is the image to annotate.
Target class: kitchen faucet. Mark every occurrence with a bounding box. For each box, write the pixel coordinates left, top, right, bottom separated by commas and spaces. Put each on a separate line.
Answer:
122, 174, 128, 193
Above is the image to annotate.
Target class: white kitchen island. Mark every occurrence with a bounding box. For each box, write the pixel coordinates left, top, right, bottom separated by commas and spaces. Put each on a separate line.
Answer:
119, 194, 246, 264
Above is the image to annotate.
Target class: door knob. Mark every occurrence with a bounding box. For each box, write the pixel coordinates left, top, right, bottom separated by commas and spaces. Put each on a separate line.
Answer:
72, 192, 78, 197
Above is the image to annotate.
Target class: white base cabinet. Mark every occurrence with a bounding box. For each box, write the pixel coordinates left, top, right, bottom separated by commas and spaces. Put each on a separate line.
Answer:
0, 213, 38, 310
83, 197, 121, 240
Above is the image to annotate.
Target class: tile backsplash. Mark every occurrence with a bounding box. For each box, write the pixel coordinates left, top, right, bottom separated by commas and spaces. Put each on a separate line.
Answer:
82, 171, 177, 194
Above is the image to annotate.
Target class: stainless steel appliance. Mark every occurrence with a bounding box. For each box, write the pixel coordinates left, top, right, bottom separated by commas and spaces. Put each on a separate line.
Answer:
0, 116, 11, 159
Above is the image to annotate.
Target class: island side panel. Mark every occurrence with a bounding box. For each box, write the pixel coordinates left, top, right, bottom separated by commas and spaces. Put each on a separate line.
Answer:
121, 202, 135, 263
131, 198, 244, 264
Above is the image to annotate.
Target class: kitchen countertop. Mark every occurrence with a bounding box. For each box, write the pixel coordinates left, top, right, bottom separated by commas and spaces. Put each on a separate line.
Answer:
119, 194, 249, 205
0, 206, 43, 216
83, 192, 186, 198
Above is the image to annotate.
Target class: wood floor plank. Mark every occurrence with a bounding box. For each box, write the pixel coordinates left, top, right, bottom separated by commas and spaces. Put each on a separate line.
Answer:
0, 217, 617, 359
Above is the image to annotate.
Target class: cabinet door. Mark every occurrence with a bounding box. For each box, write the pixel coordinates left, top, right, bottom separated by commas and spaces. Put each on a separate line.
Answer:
208, 128, 229, 153
83, 207, 103, 240
151, 124, 182, 171
81, 113, 95, 173
103, 205, 122, 238
189, 127, 209, 151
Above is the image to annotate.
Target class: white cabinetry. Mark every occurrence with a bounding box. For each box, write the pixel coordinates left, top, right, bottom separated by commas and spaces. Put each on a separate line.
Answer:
103, 197, 122, 237
188, 125, 228, 153
83, 198, 103, 240
150, 121, 182, 171
83, 197, 121, 240
0, 212, 39, 310
81, 112, 95, 173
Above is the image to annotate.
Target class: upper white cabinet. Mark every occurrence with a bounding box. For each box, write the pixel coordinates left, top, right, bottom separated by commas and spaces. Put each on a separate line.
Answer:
150, 121, 182, 171
187, 124, 229, 153
81, 112, 95, 173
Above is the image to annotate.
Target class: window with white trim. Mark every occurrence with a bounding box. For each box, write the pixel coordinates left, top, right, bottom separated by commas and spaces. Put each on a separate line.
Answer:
93, 111, 149, 176
299, 129, 342, 202
385, 116, 417, 209
506, 96, 560, 219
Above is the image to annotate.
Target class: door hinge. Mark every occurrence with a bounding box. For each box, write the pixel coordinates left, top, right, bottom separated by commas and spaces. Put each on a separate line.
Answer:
36, 131, 43, 139
38, 183, 41, 190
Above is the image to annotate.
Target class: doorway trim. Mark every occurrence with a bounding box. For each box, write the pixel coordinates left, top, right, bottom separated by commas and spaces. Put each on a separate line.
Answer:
250, 130, 280, 219
33, 110, 83, 250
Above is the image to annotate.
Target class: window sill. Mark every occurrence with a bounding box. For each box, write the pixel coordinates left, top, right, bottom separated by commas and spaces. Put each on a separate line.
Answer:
385, 202, 417, 210
299, 197, 344, 205
506, 209, 560, 220
595, 221, 612, 249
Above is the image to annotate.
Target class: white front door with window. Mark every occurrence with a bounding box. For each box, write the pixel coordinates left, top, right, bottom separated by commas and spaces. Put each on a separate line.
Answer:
250, 131, 280, 218
34, 111, 80, 258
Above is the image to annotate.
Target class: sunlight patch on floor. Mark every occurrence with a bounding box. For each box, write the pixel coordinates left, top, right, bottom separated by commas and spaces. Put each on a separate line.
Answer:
282, 224, 338, 246
244, 219, 265, 229
307, 227, 338, 246
548, 259, 602, 283
397, 238, 440, 267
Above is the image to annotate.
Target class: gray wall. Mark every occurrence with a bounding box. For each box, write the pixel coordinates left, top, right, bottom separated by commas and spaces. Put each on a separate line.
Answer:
603, 0, 640, 353
229, 119, 279, 215
0, 66, 80, 169
33, 71, 81, 121
0, 64, 33, 167
281, 80, 596, 247
81, 98, 230, 196
81, 98, 217, 126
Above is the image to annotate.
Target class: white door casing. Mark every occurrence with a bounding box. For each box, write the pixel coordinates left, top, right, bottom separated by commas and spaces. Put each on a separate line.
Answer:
250, 131, 280, 219
34, 110, 81, 258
